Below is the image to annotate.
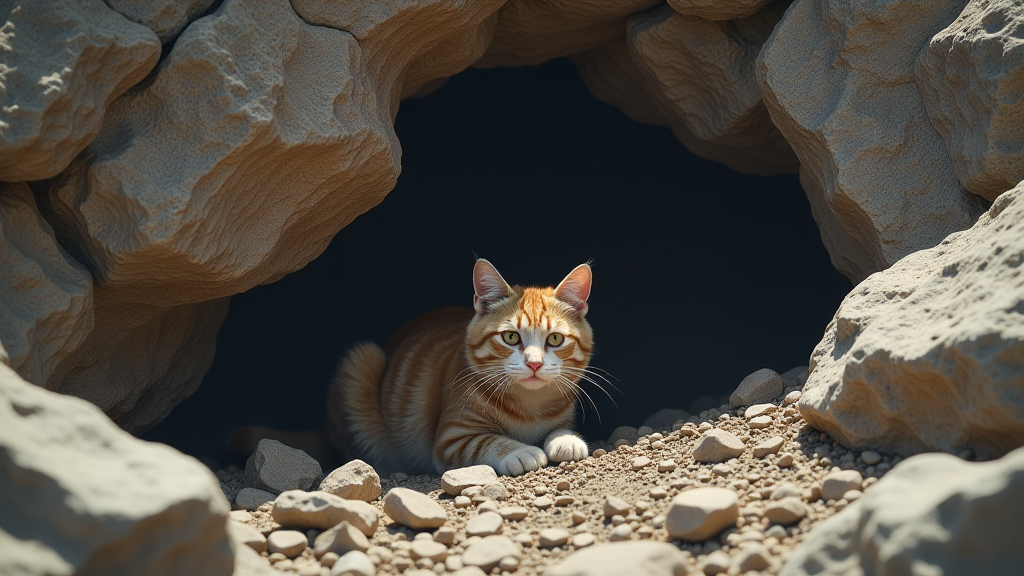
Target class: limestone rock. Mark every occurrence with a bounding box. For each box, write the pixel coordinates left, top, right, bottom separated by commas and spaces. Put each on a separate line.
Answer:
779, 448, 1024, 576
627, 3, 798, 176
466, 511, 504, 537
235, 487, 277, 510
227, 520, 268, 554
692, 429, 746, 463
800, 184, 1024, 459
410, 539, 448, 561
665, 487, 740, 542
758, 0, 988, 283
0, 363, 233, 575
267, 530, 307, 558
764, 497, 807, 526
571, 38, 669, 127
0, 0, 159, 182
753, 436, 785, 458
104, 0, 216, 43
245, 440, 322, 495
604, 495, 631, 517
320, 460, 382, 502
821, 471, 863, 501
441, 465, 498, 496
330, 551, 375, 576
271, 491, 378, 535
667, 0, 775, 21
312, 521, 370, 557
461, 535, 519, 572
545, 541, 689, 576
539, 528, 570, 548
730, 368, 784, 407
476, 0, 659, 68
916, 0, 1024, 202
402, 12, 500, 99
0, 183, 93, 387
383, 487, 447, 529
231, 532, 280, 576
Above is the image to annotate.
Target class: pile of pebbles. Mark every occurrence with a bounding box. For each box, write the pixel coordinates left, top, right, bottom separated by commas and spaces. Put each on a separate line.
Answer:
217, 368, 899, 575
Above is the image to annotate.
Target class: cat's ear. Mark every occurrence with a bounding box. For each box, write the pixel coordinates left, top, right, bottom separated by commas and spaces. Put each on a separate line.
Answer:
473, 259, 513, 314
555, 263, 592, 318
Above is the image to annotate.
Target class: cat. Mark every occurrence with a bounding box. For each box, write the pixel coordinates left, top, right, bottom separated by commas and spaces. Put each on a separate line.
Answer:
326, 259, 595, 476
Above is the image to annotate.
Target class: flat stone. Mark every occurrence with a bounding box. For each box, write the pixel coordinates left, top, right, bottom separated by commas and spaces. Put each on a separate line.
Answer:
330, 550, 374, 576
454, 495, 472, 508
665, 487, 739, 542
498, 506, 528, 521
267, 530, 307, 558
770, 483, 802, 501
533, 496, 554, 509
271, 490, 379, 535
441, 465, 498, 496
764, 497, 807, 526
748, 415, 773, 429
465, 511, 504, 537
479, 482, 509, 501
227, 519, 268, 553
753, 436, 785, 458
383, 487, 447, 529
312, 521, 369, 558
821, 470, 863, 501
658, 460, 677, 472
229, 510, 253, 523
692, 429, 745, 463
461, 535, 519, 572
733, 543, 772, 573
571, 533, 595, 548
434, 527, 456, 546
782, 390, 802, 406
730, 369, 785, 407
244, 439, 321, 494
410, 539, 448, 562
555, 495, 574, 506
539, 528, 570, 548
604, 495, 631, 517
546, 541, 689, 576
632, 456, 652, 470
319, 459, 381, 502
744, 404, 776, 418
700, 550, 731, 575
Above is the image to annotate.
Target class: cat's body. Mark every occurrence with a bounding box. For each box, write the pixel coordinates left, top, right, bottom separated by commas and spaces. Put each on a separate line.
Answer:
327, 260, 594, 476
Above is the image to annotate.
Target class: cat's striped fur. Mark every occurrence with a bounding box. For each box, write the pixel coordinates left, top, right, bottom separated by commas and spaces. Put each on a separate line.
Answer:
326, 259, 594, 476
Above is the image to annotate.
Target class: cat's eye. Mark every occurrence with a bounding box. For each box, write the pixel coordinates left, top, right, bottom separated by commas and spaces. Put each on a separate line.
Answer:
547, 333, 565, 347
502, 331, 521, 346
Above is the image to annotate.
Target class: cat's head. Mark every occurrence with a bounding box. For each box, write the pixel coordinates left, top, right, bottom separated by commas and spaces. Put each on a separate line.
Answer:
466, 259, 593, 391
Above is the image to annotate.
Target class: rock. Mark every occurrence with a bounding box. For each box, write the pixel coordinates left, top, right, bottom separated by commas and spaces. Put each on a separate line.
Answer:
245, 440, 322, 494
607, 426, 640, 446
461, 535, 519, 572
700, 549, 731, 575
235, 487, 277, 510
313, 521, 370, 557
821, 471, 863, 501
451, 568, 488, 576
228, 520, 269, 553
0, 363, 233, 575
571, 533, 595, 548
229, 510, 252, 523
770, 483, 802, 501
498, 506, 528, 521
748, 415, 773, 429
441, 465, 498, 496
571, 38, 669, 127
782, 390, 802, 406
465, 512, 504, 537
539, 528, 570, 548
410, 539, 448, 562
665, 487, 740, 542
642, 408, 692, 432
860, 451, 882, 466
330, 550, 375, 576
533, 496, 554, 509
545, 541, 689, 576
383, 487, 447, 529
0, 0, 159, 182
658, 460, 677, 472
667, 0, 773, 20
780, 367, 809, 388
799, 185, 1024, 459
776, 453, 794, 468
780, 448, 1024, 575
320, 460, 382, 502
267, 530, 308, 558
479, 482, 509, 501
916, 0, 1024, 201
753, 436, 785, 458
604, 495, 631, 517
454, 496, 472, 508
0, 184, 94, 387
744, 404, 776, 419
626, 4, 798, 176
764, 497, 807, 526
758, 0, 987, 283
609, 524, 633, 541
730, 369, 785, 407
104, 0, 215, 43
692, 429, 746, 463
272, 491, 378, 535
632, 456, 652, 470
733, 543, 772, 573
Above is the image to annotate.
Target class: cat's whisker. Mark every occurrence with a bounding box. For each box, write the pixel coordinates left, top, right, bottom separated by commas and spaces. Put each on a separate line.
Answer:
561, 365, 621, 393
557, 375, 601, 424
560, 366, 622, 404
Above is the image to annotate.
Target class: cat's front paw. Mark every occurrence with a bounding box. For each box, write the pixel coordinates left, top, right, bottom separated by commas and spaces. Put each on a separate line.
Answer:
544, 430, 588, 462
498, 445, 548, 476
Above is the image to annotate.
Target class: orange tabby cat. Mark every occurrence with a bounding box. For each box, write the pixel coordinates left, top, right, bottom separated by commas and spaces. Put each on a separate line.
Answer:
327, 259, 594, 476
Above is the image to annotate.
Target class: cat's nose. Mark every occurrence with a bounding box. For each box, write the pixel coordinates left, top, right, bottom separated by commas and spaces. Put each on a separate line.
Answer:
526, 361, 543, 372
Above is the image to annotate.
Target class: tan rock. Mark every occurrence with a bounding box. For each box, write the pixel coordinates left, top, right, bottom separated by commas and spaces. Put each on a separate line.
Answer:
538, 528, 570, 548
730, 369, 785, 407
330, 551, 375, 576
312, 521, 370, 558
603, 495, 631, 517
546, 541, 689, 576
245, 440, 322, 495
820, 471, 863, 502
744, 404, 776, 419
497, 506, 528, 521
665, 487, 739, 541
800, 185, 1024, 459
916, 0, 1024, 201
271, 491, 378, 535
758, 0, 988, 283
465, 511, 504, 537
441, 465, 499, 496
753, 436, 785, 458
692, 429, 746, 463
571, 38, 669, 127
668, 0, 774, 20
733, 542, 772, 573
461, 535, 519, 572
228, 520, 268, 554
764, 497, 807, 526
383, 487, 447, 529
104, 0, 215, 42
410, 538, 448, 562
320, 460, 382, 502
267, 530, 307, 558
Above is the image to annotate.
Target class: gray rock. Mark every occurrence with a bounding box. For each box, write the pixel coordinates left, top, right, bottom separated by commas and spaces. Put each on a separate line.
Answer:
235, 487, 277, 510
320, 459, 382, 502
313, 521, 369, 558
383, 487, 447, 529
545, 541, 690, 576
271, 490, 378, 535
607, 425, 640, 445
692, 429, 746, 463
330, 550, 375, 576
780, 366, 809, 388
441, 465, 498, 496
665, 487, 739, 542
461, 535, 519, 572
730, 369, 785, 407
104, 0, 216, 43
643, 408, 693, 433
245, 440, 322, 494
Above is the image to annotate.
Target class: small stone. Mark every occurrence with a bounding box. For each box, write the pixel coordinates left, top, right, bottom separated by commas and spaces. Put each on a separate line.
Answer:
658, 460, 677, 472
479, 482, 508, 501
319, 460, 382, 502
592, 449, 607, 457
451, 568, 485, 576
744, 404, 776, 418
235, 487, 277, 510
433, 526, 456, 545
608, 426, 639, 445
454, 495, 472, 508
765, 524, 787, 539
604, 495, 631, 517
753, 436, 785, 458
330, 550, 374, 576
821, 470, 864, 501
498, 506, 528, 521
665, 487, 740, 542
533, 496, 554, 509
441, 465, 499, 496
411, 539, 448, 562
546, 541, 689, 576
571, 533, 595, 548
227, 520, 267, 553
556, 480, 570, 491
229, 509, 253, 523
730, 369, 785, 407
770, 483, 801, 500
843, 489, 863, 502
571, 510, 586, 525
733, 543, 772, 573
267, 530, 307, 558
539, 528, 570, 548
320, 551, 340, 567
609, 524, 632, 541
268, 553, 287, 563
477, 500, 499, 513
711, 463, 732, 477
514, 533, 534, 545
637, 426, 655, 437
555, 495, 574, 506
465, 512, 503, 537
649, 487, 668, 500
782, 390, 802, 406
272, 491, 379, 535
749, 415, 773, 429
692, 430, 746, 463
776, 453, 795, 468
861, 450, 882, 465
383, 487, 447, 529
463, 486, 483, 498
632, 456, 652, 470
313, 521, 369, 558
498, 556, 519, 572
764, 498, 807, 526
700, 549, 731, 575
461, 535, 519, 572
244, 439, 322, 494
445, 556, 465, 572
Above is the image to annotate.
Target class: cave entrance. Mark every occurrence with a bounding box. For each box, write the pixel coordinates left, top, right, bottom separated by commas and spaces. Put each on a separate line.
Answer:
142, 59, 850, 466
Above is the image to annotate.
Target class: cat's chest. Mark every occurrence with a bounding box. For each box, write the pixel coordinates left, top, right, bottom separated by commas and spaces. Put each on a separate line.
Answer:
502, 418, 558, 445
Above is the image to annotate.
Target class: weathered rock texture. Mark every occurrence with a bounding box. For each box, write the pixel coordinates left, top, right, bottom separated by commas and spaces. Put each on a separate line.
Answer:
0, 361, 233, 575
758, 0, 989, 282
0, 0, 160, 182
571, 38, 669, 127
667, 0, 775, 21
104, 0, 217, 43
916, 0, 1024, 202
780, 448, 1024, 576
801, 183, 1024, 460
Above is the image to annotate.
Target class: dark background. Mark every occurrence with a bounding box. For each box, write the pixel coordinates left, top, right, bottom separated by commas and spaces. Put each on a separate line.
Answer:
143, 58, 851, 466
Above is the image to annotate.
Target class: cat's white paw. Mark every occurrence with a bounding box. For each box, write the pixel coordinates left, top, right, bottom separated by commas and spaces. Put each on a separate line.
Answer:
498, 445, 548, 476
544, 430, 588, 462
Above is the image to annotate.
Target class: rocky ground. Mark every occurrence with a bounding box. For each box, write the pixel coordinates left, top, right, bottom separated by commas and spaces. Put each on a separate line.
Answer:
215, 369, 903, 576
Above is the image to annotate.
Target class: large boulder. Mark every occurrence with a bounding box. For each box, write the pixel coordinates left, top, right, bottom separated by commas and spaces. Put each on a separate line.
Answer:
780, 448, 1024, 576
570, 37, 670, 127
104, 0, 217, 43
916, 0, 1024, 202
758, 0, 988, 283
0, 361, 234, 575
800, 183, 1024, 460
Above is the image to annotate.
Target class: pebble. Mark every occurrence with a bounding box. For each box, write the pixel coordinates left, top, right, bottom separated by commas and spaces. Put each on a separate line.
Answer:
243, 439, 322, 494
571, 533, 595, 548
776, 452, 795, 468
861, 450, 882, 465
604, 495, 631, 517
226, 520, 267, 553
465, 512, 503, 537
744, 403, 776, 418
783, 390, 802, 405
235, 487, 277, 510
539, 528, 570, 548
730, 368, 785, 407
272, 490, 379, 535
313, 521, 369, 557
319, 459, 382, 502
229, 509, 252, 523
665, 487, 739, 542
609, 524, 632, 541
330, 550, 374, 576
383, 487, 448, 529
461, 535, 519, 572
441, 465, 499, 496
451, 568, 487, 576
770, 482, 802, 500
753, 436, 785, 458
692, 429, 746, 462
571, 511, 586, 525
545, 541, 689, 576
498, 506, 528, 521
320, 551, 340, 567
765, 524, 788, 539
479, 482, 509, 501
700, 549, 731, 575
821, 470, 863, 501
764, 497, 807, 525
649, 487, 668, 500
453, 496, 472, 508
843, 489, 863, 501
410, 539, 448, 562
533, 496, 553, 509
267, 530, 308, 558
498, 557, 519, 571
711, 463, 732, 477
555, 495, 574, 506
733, 543, 772, 573
658, 460, 676, 472
445, 557, 465, 572
476, 500, 499, 513
556, 480, 571, 491
749, 415, 774, 429
632, 456, 652, 470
